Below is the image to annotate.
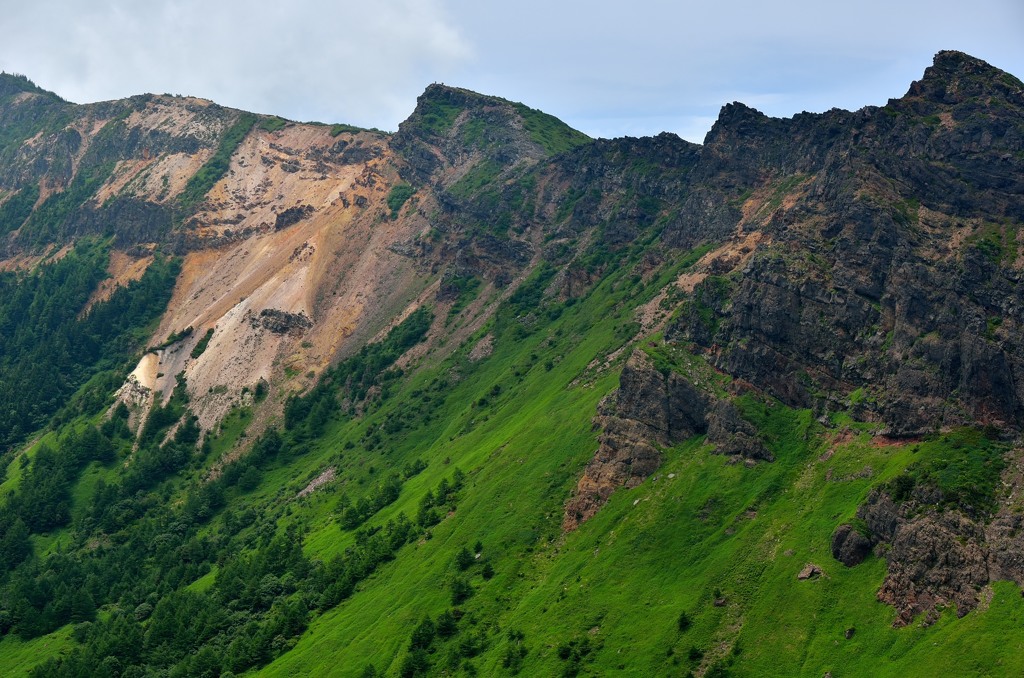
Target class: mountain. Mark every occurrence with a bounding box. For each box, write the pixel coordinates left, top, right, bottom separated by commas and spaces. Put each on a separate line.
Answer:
0, 50, 1022, 676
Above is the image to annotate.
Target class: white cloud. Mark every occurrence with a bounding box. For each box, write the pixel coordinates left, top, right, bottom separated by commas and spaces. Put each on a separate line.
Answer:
0, 0, 471, 129
0, 0, 1020, 140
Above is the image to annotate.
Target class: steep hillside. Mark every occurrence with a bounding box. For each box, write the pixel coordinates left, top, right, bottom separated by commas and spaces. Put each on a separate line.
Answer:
0, 51, 1022, 676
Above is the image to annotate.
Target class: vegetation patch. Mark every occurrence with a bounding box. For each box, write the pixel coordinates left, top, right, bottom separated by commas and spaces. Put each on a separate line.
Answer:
190, 328, 215, 359
285, 306, 433, 434
20, 162, 116, 245
416, 99, 463, 137
386, 183, 416, 219
446, 159, 503, 200
259, 116, 288, 132
966, 221, 1018, 266
328, 123, 365, 137
512, 103, 590, 155
887, 427, 1008, 516
0, 242, 179, 452
0, 184, 39, 236
178, 112, 258, 210
444, 275, 482, 320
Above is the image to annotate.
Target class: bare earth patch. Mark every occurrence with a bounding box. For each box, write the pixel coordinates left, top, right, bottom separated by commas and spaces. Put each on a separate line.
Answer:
84, 251, 154, 312
297, 468, 336, 498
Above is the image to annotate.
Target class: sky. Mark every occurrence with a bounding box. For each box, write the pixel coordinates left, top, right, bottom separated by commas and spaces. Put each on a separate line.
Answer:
0, 0, 1021, 143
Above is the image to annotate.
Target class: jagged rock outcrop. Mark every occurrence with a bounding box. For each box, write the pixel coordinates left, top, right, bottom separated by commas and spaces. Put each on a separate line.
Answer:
254, 309, 313, 336
705, 399, 772, 462
663, 50, 1024, 436
274, 204, 314, 230
560, 54, 1024, 637
392, 83, 584, 188
839, 448, 1024, 628
852, 489, 989, 626
563, 351, 710, 530
564, 349, 773, 529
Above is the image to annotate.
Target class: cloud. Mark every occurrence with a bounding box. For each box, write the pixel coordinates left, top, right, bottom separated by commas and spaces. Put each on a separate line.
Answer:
0, 0, 471, 129
0, 0, 1020, 141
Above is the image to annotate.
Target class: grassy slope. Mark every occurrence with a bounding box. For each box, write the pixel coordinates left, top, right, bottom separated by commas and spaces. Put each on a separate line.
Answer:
1, 244, 1023, 676
255, 257, 1024, 675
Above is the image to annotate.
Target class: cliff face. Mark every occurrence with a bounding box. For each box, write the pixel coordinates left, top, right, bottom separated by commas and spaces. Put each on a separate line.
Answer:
552, 52, 1024, 625
655, 51, 1024, 436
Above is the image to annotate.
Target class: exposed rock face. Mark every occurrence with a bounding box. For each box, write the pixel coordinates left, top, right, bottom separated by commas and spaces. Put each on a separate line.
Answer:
255, 309, 313, 336
662, 51, 1024, 436
843, 455, 1024, 627
563, 351, 710, 530
705, 399, 772, 461
560, 54, 1024, 630
797, 563, 822, 580
856, 489, 989, 626
564, 342, 783, 529
830, 524, 872, 567
391, 83, 575, 188
614, 352, 711, 444
274, 204, 314, 230
4, 55, 1024, 636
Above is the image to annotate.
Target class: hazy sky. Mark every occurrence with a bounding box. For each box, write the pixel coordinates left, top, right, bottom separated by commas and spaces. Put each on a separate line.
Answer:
1, 0, 1021, 142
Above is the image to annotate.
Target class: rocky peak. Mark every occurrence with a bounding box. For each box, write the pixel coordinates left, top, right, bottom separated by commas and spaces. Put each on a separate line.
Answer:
704, 101, 770, 143
391, 83, 589, 186
904, 50, 1024, 104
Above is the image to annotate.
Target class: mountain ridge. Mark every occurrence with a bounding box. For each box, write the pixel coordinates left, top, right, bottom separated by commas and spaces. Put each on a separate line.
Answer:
0, 50, 1023, 676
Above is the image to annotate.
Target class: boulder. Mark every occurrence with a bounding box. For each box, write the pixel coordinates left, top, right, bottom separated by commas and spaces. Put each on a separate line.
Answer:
798, 563, 823, 580
831, 524, 872, 567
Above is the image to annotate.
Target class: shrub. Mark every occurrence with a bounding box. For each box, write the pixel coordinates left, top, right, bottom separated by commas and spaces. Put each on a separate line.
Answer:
451, 577, 473, 605
387, 184, 415, 218
455, 547, 474, 571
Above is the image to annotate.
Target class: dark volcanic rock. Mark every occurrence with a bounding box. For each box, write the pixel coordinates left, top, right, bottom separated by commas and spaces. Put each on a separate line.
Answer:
661, 51, 1024, 435
274, 205, 314, 231
830, 524, 872, 567
877, 509, 989, 627
705, 400, 772, 461
852, 489, 991, 626
563, 351, 710, 530
255, 309, 313, 336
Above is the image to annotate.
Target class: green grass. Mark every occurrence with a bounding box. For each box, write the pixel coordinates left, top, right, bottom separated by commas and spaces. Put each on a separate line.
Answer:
258, 269, 1022, 676
416, 100, 463, 137
893, 197, 921, 227
966, 221, 1019, 266
178, 112, 257, 210
262, 377, 1023, 677
2, 239, 1022, 676
512, 103, 591, 155
329, 123, 365, 137
259, 116, 288, 132
445, 276, 482, 321
893, 428, 1008, 515
446, 159, 503, 200
386, 183, 415, 219
0, 626, 74, 676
